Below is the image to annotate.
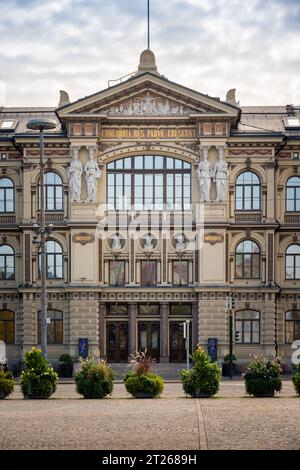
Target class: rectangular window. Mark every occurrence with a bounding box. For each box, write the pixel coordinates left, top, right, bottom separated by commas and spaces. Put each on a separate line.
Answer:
141, 261, 157, 286
138, 304, 160, 315
109, 261, 125, 286
173, 261, 189, 285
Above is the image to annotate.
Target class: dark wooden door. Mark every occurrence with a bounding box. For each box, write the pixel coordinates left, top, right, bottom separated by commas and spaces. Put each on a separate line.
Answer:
169, 321, 192, 362
106, 321, 128, 362
138, 321, 160, 361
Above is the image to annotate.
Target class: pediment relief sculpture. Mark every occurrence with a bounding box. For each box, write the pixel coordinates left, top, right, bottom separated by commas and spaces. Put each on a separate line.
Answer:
104, 91, 196, 116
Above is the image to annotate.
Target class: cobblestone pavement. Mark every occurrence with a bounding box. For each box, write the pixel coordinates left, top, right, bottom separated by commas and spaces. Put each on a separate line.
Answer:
0, 381, 299, 450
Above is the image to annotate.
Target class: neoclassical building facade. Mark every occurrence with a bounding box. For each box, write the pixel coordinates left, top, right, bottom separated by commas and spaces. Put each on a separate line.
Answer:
0, 50, 300, 366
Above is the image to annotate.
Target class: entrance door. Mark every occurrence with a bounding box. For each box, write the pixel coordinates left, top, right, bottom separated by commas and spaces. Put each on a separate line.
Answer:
106, 321, 128, 362
138, 321, 160, 361
169, 321, 192, 362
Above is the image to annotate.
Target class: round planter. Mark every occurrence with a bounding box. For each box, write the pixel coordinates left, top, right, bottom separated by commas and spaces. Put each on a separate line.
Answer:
191, 391, 212, 398
252, 391, 275, 398
58, 364, 73, 378
132, 392, 156, 398
0, 390, 6, 399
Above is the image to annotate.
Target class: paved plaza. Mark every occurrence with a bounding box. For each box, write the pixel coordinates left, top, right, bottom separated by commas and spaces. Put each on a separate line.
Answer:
0, 381, 299, 450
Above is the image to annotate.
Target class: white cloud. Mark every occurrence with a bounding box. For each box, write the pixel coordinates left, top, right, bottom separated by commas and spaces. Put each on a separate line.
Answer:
0, 0, 299, 106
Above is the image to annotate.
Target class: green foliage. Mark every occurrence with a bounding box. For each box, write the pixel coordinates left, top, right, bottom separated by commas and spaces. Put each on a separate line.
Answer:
180, 346, 221, 398
75, 356, 114, 399
223, 353, 237, 363
59, 354, 73, 365
20, 347, 58, 399
244, 355, 282, 397
0, 369, 14, 399
123, 371, 164, 398
292, 364, 300, 396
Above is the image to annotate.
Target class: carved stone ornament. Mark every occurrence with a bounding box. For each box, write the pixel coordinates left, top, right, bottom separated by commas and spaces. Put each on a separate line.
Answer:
140, 233, 158, 252
107, 233, 126, 253
72, 232, 95, 245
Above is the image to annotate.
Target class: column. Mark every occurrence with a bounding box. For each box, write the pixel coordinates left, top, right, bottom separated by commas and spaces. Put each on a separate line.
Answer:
99, 302, 106, 358
160, 302, 169, 362
192, 301, 199, 351
128, 302, 137, 356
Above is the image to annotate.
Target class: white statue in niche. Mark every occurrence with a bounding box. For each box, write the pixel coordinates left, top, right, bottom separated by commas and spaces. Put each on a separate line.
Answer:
68, 147, 82, 202
197, 146, 212, 202
175, 234, 186, 251
84, 147, 101, 203
143, 234, 154, 251
212, 146, 228, 202
111, 235, 122, 251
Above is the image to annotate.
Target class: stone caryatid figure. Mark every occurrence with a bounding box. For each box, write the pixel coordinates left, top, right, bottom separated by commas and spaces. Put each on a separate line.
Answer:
197, 146, 212, 202
68, 147, 82, 202
84, 146, 101, 203
212, 146, 228, 202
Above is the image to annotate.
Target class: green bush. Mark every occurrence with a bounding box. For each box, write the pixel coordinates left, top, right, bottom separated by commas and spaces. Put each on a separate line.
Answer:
123, 350, 164, 398
75, 357, 114, 399
180, 346, 221, 398
124, 371, 164, 398
20, 347, 58, 399
0, 369, 14, 399
292, 364, 300, 396
59, 354, 73, 365
223, 353, 237, 363
244, 356, 282, 397
58, 353, 73, 378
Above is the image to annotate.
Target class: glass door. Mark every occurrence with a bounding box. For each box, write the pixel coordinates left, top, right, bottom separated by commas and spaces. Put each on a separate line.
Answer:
138, 321, 160, 361
106, 321, 128, 362
169, 321, 192, 362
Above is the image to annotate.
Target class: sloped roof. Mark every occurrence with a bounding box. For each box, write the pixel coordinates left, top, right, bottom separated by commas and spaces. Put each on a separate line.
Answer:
236, 106, 300, 136
0, 107, 63, 136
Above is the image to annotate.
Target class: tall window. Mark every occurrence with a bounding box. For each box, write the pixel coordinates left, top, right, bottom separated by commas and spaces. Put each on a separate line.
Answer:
38, 310, 63, 344
109, 260, 125, 286
285, 244, 300, 280
235, 310, 260, 344
0, 245, 15, 280
0, 310, 14, 344
286, 176, 300, 212
235, 171, 260, 210
235, 240, 260, 279
173, 260, 189, 285
0, 178, 14, 213
141, 260, 157, 286
39, 172, 63, 211
39, 240, 63, 279
285, 311, 300, 343
107, 155, 191, 210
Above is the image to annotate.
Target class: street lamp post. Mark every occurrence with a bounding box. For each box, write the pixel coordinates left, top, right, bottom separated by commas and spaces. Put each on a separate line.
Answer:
26, 118, 57, 360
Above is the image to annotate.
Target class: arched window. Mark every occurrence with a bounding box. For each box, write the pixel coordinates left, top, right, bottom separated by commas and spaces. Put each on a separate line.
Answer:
235, 171, 260, 210
286, 176, 300, 212
0, 177, 14, 213
285, 310, 300, 343
39, 172, 63, 211
39, 240, 63, 279
285, 244, 300, 279
235, 240, 260, 279
0, 245, 15, 280
0, 310, 15, 344
107, 155, 191, 210
235, 310, 260, 344
38, 310, 63, 344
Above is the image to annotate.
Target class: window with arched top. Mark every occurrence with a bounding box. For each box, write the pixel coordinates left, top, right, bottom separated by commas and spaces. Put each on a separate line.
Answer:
39, 240, 63, 279
39, 172, 63, 211
0, 310, 15, 344
285, 310, 300, 343
235, 240, 260, 279
286, 176, 300, 212
106, 155, 191, 210
235, 171, 260, 210
0, 177, 14, 213
38, 310, 63, 344
0, 245, 15, 280
285, 244, 300, 280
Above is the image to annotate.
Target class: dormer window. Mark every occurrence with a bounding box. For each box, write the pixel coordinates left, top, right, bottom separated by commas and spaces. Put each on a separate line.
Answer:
0, 120, 17, 131
284, 118, 300, 129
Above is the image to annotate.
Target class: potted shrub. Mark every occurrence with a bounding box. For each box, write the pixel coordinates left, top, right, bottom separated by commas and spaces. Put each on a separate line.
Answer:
222, 353, 237, 377
0, 367, 14, 399
292, 364, 300, 396
75, 356, 114, 399
20, 347, 58, 399
58, 353, 73, 378
180, 346, 221, 398
244, 355, 282, 397
123, 351, 164, 398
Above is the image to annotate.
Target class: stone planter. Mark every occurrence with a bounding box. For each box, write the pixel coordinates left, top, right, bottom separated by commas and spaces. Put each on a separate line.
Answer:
0, 390, 6, 399
191, 391, 212, 398
132, 391, 157, 398
252, 390, 275, 398
58, 364, 73, 378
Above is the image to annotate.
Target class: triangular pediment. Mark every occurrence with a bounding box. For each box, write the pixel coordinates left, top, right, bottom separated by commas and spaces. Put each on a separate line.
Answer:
57, 72, 240, 121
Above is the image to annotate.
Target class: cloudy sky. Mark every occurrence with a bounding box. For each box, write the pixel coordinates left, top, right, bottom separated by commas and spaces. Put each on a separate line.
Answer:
0, 0, 299, 107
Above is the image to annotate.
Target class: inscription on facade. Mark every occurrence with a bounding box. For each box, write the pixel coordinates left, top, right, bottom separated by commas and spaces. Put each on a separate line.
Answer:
72, 232, 95, 245
100, 127, 197, 140
203, 232, 224, 245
